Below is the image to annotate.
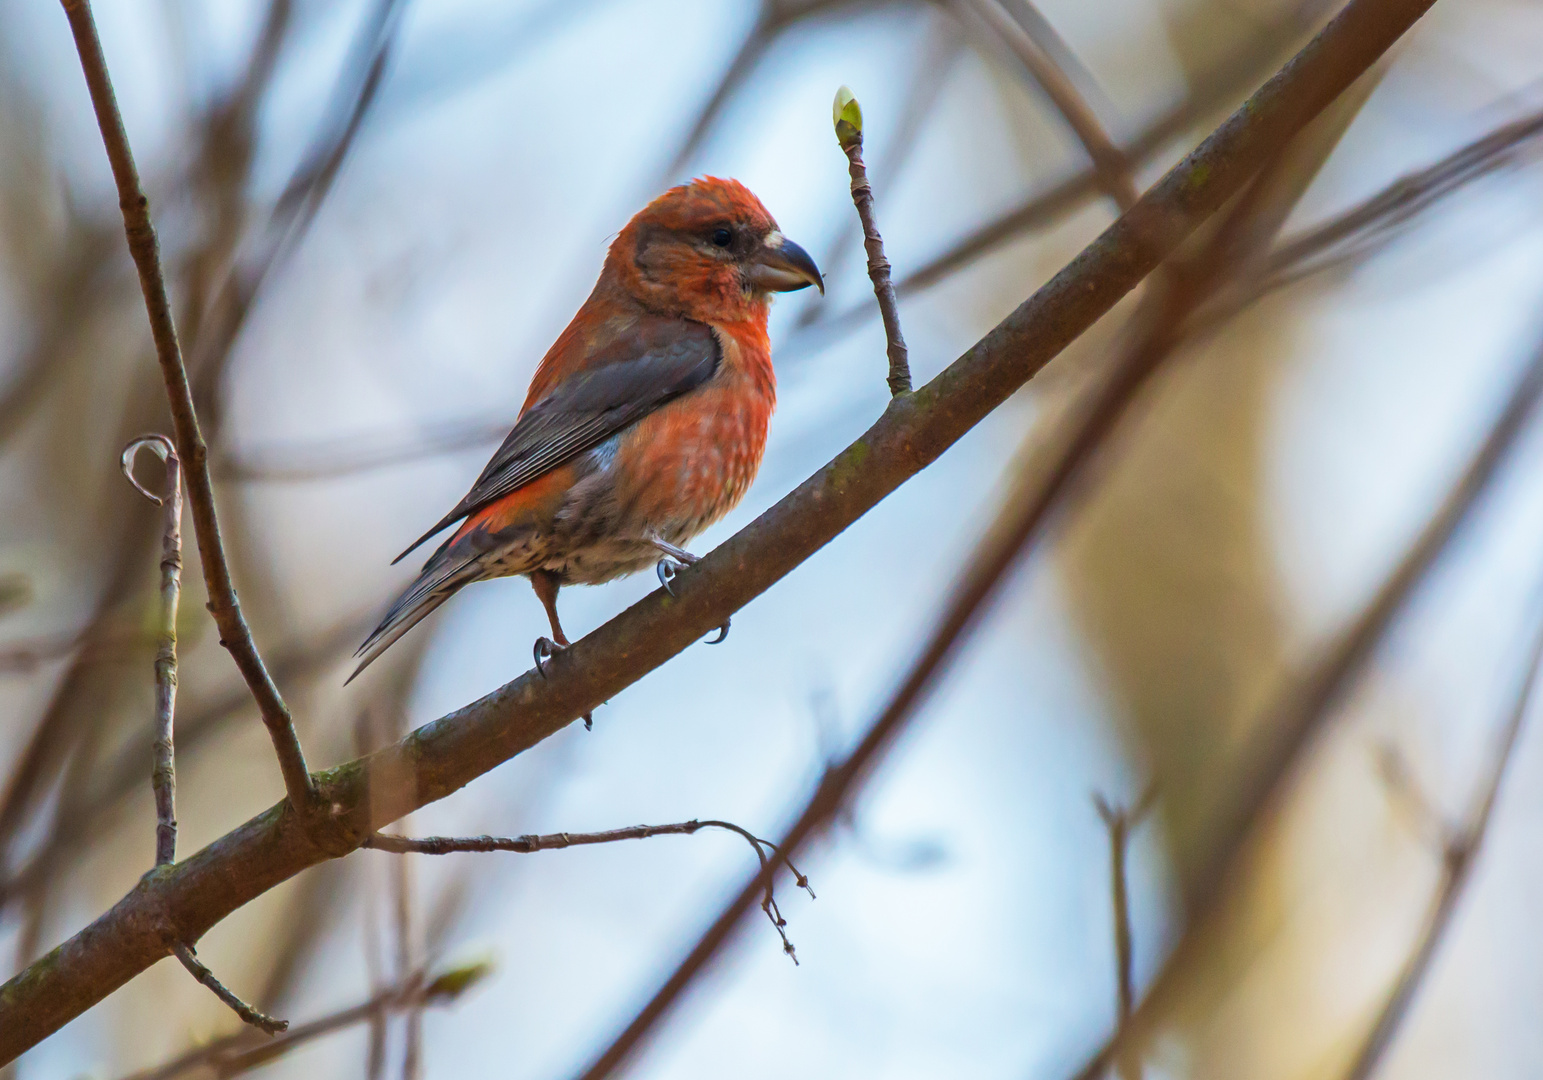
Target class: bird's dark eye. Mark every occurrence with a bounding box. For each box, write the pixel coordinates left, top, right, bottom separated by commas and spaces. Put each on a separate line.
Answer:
711, 227, 733, 248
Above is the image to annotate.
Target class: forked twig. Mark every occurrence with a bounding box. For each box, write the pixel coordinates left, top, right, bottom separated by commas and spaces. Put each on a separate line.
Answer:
363, 818, 815, 962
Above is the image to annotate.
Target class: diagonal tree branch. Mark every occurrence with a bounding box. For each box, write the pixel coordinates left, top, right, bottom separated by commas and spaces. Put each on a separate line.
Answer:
58, 0, 316, 810
569, 58, 1356, 1080
0, 0, 1438, 1059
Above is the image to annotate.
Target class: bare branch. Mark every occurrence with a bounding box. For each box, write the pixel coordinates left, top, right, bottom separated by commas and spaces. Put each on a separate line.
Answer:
834, 87, 911, 395
57, 0, 316, 809
120, 435, 184, 867
363, 819, 815, 961
0, 0, 1439, 1055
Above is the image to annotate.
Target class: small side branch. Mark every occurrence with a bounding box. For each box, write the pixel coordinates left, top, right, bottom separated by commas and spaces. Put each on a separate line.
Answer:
172, 944, 287, 1036
59, 0, 316, 811
1093, 787, 1156, 1025
833, 87, 911, 396
363, 819, 814, 962
122, 436, 183, 867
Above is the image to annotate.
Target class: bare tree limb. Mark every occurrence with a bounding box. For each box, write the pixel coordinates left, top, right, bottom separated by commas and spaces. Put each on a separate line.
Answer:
834, 87, 911, 395
0, 0, 1438, 1057
569, 59, 1340, 1080
57, 0, 316, 810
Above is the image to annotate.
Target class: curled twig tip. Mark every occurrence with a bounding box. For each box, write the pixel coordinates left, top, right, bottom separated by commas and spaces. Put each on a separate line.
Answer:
120, 433, 178, 504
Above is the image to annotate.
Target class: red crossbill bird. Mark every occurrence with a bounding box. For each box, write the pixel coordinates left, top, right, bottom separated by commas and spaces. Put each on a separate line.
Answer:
349, 177, 822, 688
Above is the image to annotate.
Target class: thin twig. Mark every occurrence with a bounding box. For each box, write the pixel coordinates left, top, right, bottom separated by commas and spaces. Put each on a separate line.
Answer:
1, 0, 1438, 1054
834, 87, 911, 396
1341, 613, 1543, 1080
121, 436, 183, 867
172, 944, 287, 1036
363, 819, 815, 962
58, 0, 316, 810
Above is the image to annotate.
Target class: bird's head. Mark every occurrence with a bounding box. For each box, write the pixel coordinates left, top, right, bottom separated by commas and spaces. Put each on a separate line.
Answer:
607, 176, 823, 323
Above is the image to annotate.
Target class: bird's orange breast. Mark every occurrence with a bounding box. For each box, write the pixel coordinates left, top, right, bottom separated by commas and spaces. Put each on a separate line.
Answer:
612, 319, 774, 536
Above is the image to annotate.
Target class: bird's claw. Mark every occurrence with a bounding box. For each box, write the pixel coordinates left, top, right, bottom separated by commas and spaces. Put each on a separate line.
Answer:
654, 557, 730, 643
533, 636, 594, 730
656, 556, 685, 596
533, 636, 561, 678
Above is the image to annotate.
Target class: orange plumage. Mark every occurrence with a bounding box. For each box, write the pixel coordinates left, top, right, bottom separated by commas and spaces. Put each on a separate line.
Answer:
350, 177, 822, 681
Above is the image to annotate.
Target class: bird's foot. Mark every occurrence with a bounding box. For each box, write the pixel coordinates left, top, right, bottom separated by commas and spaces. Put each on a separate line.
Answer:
532, 637, 593, 730
533, 636, 563, 678
655, 554, 695, 595
654, 555, 731, 645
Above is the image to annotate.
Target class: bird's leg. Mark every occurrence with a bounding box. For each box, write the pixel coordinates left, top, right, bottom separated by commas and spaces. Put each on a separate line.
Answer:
649, 537, 731, 645
529, 569, 592, 729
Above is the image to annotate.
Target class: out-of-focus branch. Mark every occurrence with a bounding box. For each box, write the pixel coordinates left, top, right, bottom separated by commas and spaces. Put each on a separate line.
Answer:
1095, 787, 1156, 1080
120, 436, 184, 867
120, 960, 492, 1080
956, 0, 1138, 209
1066, 321, 1543, 1080
1341, 616, 1543, 1080
1, 0, 1438, 1054
364, 819, 815, 961
1094, 788, 1156, 1027
834, 87, 911, 395
1239, 105, 1543, 304
58, 0, 316, 810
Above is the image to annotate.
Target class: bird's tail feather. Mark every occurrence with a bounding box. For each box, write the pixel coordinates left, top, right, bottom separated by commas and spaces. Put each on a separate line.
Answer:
347, 554, 483, 684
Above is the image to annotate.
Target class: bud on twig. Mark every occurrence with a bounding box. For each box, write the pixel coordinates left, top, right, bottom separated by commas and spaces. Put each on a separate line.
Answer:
832, 85, 862, 147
